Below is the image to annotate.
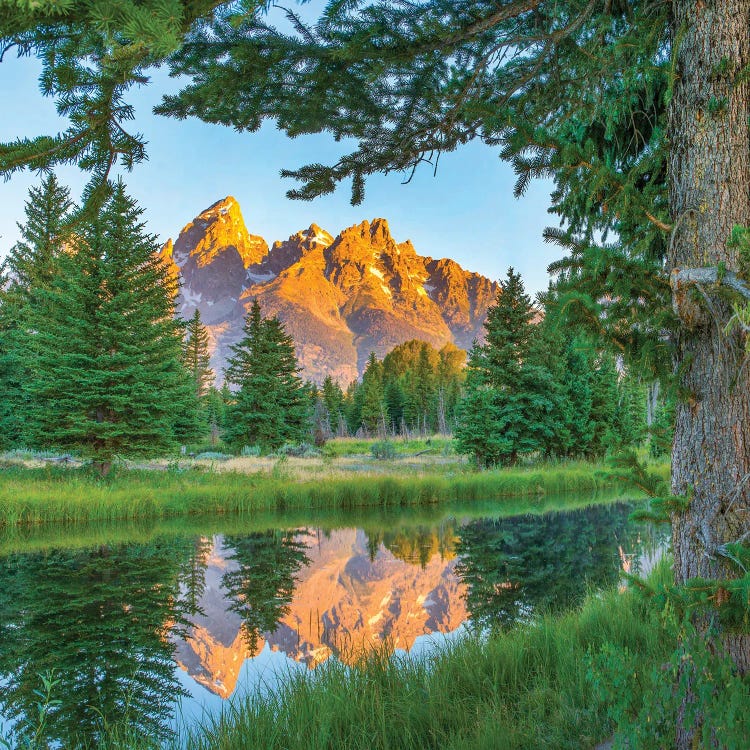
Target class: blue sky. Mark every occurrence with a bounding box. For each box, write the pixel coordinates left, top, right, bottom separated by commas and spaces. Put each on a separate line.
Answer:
0, 38, 562, 295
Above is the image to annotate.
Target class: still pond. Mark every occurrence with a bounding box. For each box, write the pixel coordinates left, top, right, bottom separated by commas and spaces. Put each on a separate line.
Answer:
0, 496, 665, 746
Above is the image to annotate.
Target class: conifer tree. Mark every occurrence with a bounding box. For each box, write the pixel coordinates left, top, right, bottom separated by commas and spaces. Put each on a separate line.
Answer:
613, 370, 647, 450
223, 299, 310, 451
321, 375, 346, 436
203, 386, 228, 446
456, 269, 556, 467
383, 379, 406, 434
589, 354, 620, 457
180, 308, 214, 439
436, 343, 466, 434
343, 380, 362, 436
183, 309, 213, 399
359, 352, 385, 434
0, 176, 74, 447
523, 314, 571, 458
23, 182, 197, 472
560, 338, 595, 457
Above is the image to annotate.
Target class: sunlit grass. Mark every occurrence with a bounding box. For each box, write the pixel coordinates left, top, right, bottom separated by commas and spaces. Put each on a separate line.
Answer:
0, 488, 645, 556
0, 459, 669, 529
320, 435, 457, 458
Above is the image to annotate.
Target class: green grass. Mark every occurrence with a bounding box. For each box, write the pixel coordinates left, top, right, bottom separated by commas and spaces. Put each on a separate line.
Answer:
321, 436, 456, 457
0, 487, 644, 556
178, 560, 674, 750
0, 460, 669, 529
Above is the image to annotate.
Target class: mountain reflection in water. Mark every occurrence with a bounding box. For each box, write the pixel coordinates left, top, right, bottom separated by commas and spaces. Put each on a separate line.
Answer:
0, 501, 664, 747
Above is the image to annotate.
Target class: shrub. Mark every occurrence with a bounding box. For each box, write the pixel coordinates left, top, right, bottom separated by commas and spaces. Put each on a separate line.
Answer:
277, 443, 321, 458
371, 441, 397, 460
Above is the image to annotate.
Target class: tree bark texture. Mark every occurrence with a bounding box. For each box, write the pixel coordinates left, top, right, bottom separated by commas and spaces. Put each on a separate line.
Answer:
669, 0, 750, 688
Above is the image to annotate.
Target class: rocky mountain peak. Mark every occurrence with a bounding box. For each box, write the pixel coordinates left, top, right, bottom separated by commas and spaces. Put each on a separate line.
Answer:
338, 217, 393, 248
172, 196, 268, 269
165, 197, 498, 383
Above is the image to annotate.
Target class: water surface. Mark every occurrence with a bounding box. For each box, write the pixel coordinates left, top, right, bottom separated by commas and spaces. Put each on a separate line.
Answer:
0, 495, 665, 746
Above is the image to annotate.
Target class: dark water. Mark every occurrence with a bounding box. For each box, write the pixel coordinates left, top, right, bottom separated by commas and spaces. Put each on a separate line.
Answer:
0, 497, 665, 747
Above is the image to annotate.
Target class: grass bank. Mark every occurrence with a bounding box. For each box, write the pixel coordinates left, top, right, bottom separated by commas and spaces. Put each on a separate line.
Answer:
0, 459, 669, 529
0, 488, 647, 556
178, 561, 673, 750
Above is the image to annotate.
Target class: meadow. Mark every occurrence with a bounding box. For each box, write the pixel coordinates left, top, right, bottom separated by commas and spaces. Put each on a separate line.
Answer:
0, 439, 669, 528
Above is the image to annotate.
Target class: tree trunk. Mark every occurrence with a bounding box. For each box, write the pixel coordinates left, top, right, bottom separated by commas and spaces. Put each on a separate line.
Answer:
92, 460, 113, 477
646, 380, 659, 428
669, 0, 750, 737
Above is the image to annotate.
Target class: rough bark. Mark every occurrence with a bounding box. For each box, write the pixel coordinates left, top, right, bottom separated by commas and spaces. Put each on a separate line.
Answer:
669, 0, 750, 730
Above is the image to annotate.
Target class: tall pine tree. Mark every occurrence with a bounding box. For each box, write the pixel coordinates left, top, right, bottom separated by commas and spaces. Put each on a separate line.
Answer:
182, 309, 213, 399
24, 182, 198, 472
180, 308, 214, 440
456, 268, 556, 467
223, 299, 310, 451
0, 176, 74, 447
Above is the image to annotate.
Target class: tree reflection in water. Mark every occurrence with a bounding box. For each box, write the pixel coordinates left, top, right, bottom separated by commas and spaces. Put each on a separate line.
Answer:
455, 503, 660, 629
221, 530, 310, 655
0, 539, 196, 747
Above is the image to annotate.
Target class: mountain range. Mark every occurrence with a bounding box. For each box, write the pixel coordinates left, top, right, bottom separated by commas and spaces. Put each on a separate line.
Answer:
160, 197, 498, 383
173, 530, 466, 699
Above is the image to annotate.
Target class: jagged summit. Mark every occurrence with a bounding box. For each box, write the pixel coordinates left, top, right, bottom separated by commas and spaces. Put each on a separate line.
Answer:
162, 198, 497, 383
173, 196, 268, 269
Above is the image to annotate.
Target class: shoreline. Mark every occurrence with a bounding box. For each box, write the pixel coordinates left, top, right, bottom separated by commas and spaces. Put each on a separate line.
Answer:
0, 458, 670, 530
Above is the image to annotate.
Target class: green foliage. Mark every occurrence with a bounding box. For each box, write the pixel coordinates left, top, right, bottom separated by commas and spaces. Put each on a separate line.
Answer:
338, 340, 466, 437
724, 226, 750, 351
456, 268, 557, 467
223, 299, 311, 451
321, 375, 346, 437
182, 308, 214, 398
0, 175, 74, 448
21, 181, 198, 464
728, 225, 750, 281
179, 309, 215, 440
596, 451, 750, 745
0, 499, 669, 749
648, 387, 675, 459
370, 440, 396, 460
359, 351, 385, 433
589, 611, 750, 749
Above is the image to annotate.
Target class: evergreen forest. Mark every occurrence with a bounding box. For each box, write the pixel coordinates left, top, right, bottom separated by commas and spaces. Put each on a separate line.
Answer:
0, 178, 658, 465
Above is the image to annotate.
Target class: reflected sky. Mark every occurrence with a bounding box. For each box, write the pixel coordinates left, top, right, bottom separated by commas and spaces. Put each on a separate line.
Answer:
0, 500, 666, 747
